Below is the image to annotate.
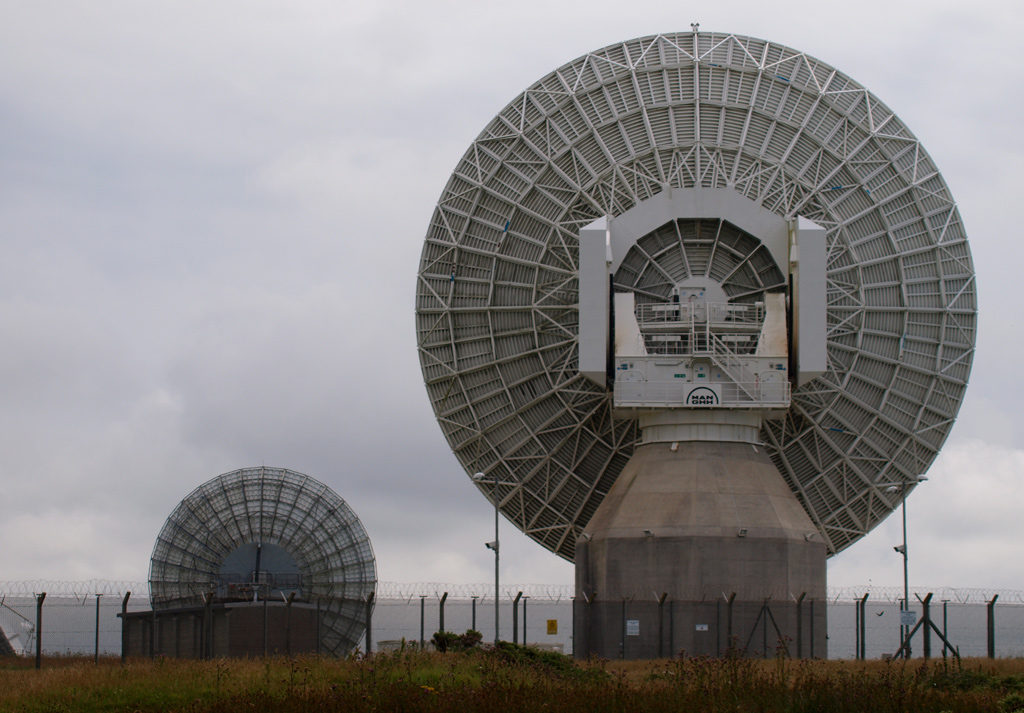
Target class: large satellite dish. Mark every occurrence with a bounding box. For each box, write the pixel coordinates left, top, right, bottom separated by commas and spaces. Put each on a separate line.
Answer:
149, 466, 376, 656
415, 31, 975, 563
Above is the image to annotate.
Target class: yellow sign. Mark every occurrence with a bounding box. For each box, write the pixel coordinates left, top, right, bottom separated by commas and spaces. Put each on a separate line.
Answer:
546, 619, 558, 635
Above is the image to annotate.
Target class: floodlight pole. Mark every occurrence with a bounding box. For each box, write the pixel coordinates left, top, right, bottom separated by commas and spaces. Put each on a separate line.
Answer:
492, 471, 500, 645
474, 470, 501, 645
900, 487, 909, 656
888, 475, 925, 658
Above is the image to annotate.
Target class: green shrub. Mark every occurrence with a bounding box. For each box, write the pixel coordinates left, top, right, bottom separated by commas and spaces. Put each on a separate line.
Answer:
459, 629, 483, 649
1001, 691, 1024, 713
431, 629, 483, 653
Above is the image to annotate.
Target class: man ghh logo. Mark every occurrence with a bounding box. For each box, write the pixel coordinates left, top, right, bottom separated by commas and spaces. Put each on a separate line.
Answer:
685, 386, 719, 406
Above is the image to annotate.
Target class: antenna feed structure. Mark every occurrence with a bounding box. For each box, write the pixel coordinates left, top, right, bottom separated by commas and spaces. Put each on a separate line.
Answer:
416, 31, 975, 658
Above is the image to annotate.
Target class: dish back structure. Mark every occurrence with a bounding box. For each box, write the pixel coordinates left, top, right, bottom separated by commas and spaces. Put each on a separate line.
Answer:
149, 466, 376, 656
415, 31, 975, 562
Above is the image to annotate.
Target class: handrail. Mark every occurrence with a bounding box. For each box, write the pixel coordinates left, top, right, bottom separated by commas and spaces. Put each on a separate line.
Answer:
635, 301, 764, 327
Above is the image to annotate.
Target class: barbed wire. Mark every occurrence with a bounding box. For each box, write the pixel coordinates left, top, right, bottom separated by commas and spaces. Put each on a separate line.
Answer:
827, 586, 1020, 604
1, 580, 1022, 604
373, 582, 576, 601
0, 580, 146, 598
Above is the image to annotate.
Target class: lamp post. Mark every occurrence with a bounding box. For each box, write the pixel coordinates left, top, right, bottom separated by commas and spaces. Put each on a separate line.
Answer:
886, 475, 927, 657
475, 471, 500, 645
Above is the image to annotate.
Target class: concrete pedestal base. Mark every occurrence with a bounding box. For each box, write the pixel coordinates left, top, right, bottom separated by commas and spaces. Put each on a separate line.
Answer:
574, 440, 827, 659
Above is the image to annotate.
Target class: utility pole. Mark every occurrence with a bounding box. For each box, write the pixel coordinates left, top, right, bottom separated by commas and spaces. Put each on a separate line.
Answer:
476, 471, 501, 645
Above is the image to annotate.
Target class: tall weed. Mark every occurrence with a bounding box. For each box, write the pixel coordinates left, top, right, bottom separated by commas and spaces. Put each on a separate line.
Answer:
1, 651, 1022, 712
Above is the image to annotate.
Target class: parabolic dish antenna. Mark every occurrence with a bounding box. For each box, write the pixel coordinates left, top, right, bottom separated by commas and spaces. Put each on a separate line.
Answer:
149, 466, 376, 656
415, 31, 975, 562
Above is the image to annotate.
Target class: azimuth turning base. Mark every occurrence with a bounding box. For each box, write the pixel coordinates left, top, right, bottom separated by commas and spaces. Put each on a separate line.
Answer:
574, 440, 826, 658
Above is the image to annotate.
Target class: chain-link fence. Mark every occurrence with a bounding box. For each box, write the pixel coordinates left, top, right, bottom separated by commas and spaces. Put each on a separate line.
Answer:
1, 591, 147, 658
4, 581, 1024, 659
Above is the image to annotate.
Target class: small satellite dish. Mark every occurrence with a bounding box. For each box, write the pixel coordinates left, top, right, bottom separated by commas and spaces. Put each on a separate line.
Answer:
149, 466, 376, 655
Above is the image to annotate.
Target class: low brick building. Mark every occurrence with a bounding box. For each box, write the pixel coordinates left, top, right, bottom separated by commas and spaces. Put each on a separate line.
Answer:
120, 601, 323, 658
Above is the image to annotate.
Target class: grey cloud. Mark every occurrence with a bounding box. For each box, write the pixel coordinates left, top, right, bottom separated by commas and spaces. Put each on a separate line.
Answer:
1, 0, 1020, 592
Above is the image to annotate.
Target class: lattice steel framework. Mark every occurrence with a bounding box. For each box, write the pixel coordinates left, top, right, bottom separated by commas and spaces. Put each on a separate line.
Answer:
415, 31, 975, 562
149, 467, 376, 655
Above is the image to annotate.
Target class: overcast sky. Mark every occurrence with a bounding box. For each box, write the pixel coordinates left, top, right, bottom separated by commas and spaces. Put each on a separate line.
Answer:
1, 0, 1022, 597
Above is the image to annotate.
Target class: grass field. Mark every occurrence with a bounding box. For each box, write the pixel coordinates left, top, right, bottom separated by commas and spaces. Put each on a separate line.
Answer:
4, 645, 1024, 712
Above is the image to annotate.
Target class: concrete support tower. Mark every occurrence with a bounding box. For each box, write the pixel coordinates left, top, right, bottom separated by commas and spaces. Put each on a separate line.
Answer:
575, 190, 828, 658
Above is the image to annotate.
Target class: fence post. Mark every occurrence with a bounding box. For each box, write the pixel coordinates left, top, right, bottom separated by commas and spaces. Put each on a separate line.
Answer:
35, 592, 45, 670
854, 597, 860, 660
419, 596, 426, 649
941, 599, 948, 659
571, 596, 577, 657
522, 596, 528, 645
263, 587, 269, 657
921, 593, 933, 659
94, 593, 102, 664
862, 593, 870, 660
120, 591, 131, 665
726, 592, 736, 653
439, 592, 448, 634
203, 591, 214, 659
669, 598, 674, 658
809, 599, 815, 659
512, 592, 522, 645
715, 598, 720, 657
856, 593, 869, 660
796, 593, 806, 658
365, 592, 374, 655
620, 599, 628, 659
762, 599, 768, 658
284, 591, 296, 656
987, 594, 998, 659
657, 592, 668, 658
472, 596, 478, 632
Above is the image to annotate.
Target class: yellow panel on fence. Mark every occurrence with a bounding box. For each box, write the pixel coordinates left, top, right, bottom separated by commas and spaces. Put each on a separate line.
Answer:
546, 619, 557, 635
